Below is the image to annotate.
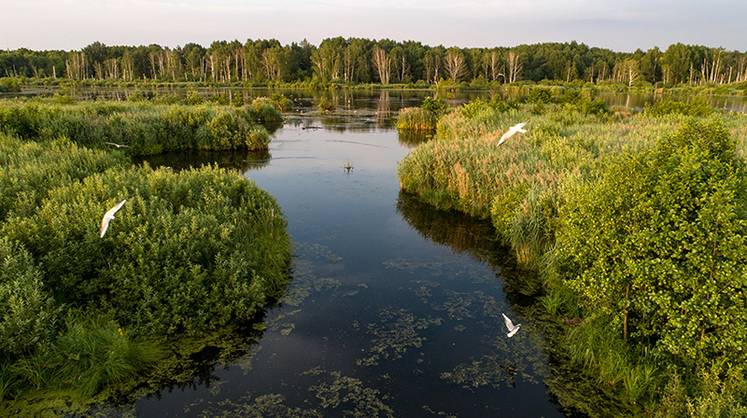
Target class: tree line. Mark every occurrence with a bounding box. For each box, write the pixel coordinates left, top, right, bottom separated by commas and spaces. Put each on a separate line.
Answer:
2, 38, 746, 86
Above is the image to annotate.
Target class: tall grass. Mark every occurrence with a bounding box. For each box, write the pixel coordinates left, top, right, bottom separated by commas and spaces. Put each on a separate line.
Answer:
0, 99, 283, 156
396, 107, 437, 132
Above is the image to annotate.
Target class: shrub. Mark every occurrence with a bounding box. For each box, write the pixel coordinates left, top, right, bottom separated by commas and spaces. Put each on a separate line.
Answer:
555, 118, 746, 367
0, 135, 126, 220
0, 78, 21, 93
644, 99, 714, 117
0, 238, 57, 358
247, 97, 284, 132
3, 164, 291, 336
421, 96, 448, 116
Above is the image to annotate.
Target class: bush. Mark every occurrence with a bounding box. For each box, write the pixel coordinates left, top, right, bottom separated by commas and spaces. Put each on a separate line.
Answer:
0, 238, 57, 358
644, 99, 714, 117
3, 164, 290, 336
0, 78, 21, 93
247, 97, 284, 131
555, 118, 746, 367
421, 96, 448, 116
0, 135, 125, 220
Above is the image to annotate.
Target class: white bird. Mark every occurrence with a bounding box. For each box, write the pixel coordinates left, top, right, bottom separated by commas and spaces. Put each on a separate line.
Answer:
100, 200, 126, 238
497, 122, 527, 146
502, 313, 521, 338
105, 142, 129, 148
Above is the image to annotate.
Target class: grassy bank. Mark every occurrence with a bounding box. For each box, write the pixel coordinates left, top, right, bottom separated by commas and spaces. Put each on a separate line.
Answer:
0, 133, 290, 414
0, 99, 283, 156
398, 100, 747, 416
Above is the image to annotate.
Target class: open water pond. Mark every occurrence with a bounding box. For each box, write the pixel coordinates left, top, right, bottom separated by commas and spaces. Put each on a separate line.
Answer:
131, 96, 578, 417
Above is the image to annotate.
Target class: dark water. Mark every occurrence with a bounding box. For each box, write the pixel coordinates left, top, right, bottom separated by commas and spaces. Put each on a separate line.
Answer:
131, 99, 576, 417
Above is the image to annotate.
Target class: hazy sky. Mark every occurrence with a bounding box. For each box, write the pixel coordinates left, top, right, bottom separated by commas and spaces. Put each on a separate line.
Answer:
1, 0, 745, 52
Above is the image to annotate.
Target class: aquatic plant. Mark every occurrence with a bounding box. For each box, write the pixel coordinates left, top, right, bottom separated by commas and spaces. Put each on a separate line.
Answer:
396, 107, 437, 132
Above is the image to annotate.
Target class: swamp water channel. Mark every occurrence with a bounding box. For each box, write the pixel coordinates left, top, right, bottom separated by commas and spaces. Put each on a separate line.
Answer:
79, 88, 744, 417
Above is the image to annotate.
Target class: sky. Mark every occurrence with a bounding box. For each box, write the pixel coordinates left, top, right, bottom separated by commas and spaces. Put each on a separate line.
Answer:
1, 0, 745, 52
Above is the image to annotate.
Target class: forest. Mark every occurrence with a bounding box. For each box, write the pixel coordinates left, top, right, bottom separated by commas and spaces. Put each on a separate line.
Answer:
2, 38, 747, 87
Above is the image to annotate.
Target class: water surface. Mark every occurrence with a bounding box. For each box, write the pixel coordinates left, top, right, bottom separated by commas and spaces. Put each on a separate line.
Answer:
134, 100, 574, 417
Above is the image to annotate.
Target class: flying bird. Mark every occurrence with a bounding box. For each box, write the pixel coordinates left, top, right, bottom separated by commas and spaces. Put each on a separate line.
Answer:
100, 200, 126, 238
497, 122, 527, 145
105, 142, 129, 148
502, 313, 521, 338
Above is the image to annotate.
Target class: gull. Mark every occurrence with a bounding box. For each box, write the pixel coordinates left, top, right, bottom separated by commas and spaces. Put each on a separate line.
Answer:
497, 122, 527, 146
502, 313, 521, 338
100, 200, 126, 238
105, 142, 129, 148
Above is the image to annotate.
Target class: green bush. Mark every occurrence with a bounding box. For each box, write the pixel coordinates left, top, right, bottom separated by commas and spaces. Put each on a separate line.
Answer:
0, 238, 57, 358
3, 164, 290, 336
555, 118, 746, 368
0, 78, 21, 93
644, 99, 714, 117
247, 97, 284, 131
0, 135, 125, 220
421, 96, 448, 116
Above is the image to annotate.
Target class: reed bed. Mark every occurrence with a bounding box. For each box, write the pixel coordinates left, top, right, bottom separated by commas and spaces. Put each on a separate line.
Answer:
0, 99, 283, 156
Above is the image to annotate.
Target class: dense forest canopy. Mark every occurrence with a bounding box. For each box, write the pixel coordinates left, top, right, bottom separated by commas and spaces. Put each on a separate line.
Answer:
2, 38, 746, 86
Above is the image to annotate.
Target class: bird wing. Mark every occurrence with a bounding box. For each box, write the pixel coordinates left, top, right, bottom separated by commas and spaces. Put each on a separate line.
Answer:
99, 200, 126, 238
513, 122, 527, 130
497, 131, 512, 145
502, 313, 515, 331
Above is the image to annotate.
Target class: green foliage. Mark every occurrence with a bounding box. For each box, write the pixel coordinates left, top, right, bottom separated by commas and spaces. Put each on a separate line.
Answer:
396, 107, 437, 132
0, 238, 57, 359
421, 96, 447, 116
525, 88, 553, 104
3, 316, 164, 401
0, 100, 281, 156
3, 164, 290, 336
247, 97, 284, 131
0, 135, 125, 220
399, 99, 747, 414
0, 78, 22, 93
644, 99, 714, 117
555, 118, 746, 367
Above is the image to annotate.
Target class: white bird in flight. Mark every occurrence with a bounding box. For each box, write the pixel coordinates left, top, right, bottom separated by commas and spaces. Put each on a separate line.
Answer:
105, 142, 129, 148
497, 122, 527, 145
502, 313, 521, 338
100, 200, 126, 238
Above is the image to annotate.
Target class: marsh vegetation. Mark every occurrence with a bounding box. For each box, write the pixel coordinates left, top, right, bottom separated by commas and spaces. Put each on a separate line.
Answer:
0, 96, 291, 414
398, 97, 747, 415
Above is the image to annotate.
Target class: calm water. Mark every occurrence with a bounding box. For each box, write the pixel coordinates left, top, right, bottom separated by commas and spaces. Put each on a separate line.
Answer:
9, 84, 747, 113
130, 99, 577, 417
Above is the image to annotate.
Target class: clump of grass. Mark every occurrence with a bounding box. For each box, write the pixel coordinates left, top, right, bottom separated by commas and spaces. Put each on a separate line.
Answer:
396, 107, 437, 132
